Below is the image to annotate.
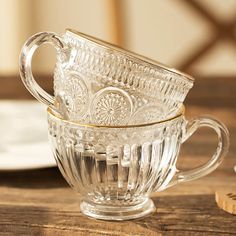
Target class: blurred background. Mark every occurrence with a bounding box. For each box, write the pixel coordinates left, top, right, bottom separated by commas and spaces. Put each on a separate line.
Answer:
0, 0, 235, 106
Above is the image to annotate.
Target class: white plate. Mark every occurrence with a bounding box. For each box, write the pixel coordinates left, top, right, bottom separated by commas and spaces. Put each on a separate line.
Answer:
0, 101, 56, 171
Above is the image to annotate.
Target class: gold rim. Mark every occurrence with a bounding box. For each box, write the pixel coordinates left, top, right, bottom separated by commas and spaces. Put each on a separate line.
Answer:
65, 29, 194, 83
47, 105, 185, 129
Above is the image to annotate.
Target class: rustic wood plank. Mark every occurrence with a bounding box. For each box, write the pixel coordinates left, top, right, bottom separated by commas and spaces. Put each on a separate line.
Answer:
186, 76, 236, 108
0, 75, 53, 100
0, 194, 235, 235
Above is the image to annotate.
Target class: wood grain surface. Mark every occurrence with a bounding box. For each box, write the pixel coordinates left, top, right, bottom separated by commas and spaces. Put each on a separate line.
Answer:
0, 76, 235, 235
0, 75, 53, 100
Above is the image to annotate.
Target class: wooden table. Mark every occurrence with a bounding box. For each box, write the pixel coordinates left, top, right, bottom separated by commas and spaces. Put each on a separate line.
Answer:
0, 74, 236, 236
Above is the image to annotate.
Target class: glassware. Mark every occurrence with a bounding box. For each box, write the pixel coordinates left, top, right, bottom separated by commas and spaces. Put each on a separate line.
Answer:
20, 29, 194, 125
47, 106, 229, 221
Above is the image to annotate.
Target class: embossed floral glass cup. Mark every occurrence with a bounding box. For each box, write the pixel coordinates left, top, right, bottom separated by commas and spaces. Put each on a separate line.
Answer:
20, 29, 194, 125
47, 106, 229, 221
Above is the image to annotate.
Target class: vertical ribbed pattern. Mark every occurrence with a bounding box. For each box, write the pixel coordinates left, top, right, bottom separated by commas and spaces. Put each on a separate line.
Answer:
95, 151, 108, 200
48, 114, 184, 206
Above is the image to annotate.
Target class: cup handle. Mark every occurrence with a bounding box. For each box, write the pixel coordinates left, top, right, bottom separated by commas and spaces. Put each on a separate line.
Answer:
165, 116, 229, 189
19, 32, 65, 110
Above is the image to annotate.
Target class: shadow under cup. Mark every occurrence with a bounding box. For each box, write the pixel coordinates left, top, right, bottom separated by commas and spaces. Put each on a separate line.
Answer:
47, 107, 229, 221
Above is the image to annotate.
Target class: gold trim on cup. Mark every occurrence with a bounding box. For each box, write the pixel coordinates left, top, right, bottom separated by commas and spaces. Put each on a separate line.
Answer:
47, 105, 185, 129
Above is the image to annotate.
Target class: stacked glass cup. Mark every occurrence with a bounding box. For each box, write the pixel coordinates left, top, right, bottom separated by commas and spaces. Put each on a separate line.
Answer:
19, 29, 229, 221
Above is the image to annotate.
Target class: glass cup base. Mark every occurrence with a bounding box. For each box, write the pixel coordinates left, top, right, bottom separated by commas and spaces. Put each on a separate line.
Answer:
80, 197, 156, 221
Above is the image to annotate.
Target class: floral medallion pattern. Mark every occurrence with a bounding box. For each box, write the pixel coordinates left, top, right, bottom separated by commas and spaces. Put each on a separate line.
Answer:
91, 87, 133, 125
62, 73, 89, 120
131, 105, 165, 124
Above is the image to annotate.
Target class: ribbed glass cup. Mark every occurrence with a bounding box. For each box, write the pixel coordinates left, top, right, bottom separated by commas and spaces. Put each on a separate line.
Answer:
47, 107, 229, 221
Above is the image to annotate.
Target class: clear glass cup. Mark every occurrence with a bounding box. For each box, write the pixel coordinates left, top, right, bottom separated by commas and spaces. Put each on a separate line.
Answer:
47, 106, 229, 221
20, 29, 194, 125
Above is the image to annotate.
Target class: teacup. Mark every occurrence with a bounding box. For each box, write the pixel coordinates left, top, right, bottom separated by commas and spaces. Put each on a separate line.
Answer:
47, 106, 229, 220
20, 29, 194, 125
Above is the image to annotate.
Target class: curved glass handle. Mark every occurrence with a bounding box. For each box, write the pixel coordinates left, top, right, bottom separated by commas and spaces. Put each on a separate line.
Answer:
19, 32, 65, 110
166, 116, 229, 188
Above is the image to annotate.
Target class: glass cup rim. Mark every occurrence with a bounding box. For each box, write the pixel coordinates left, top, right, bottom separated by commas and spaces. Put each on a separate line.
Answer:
47, 105, 185, 129
65, 28, 194, 84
